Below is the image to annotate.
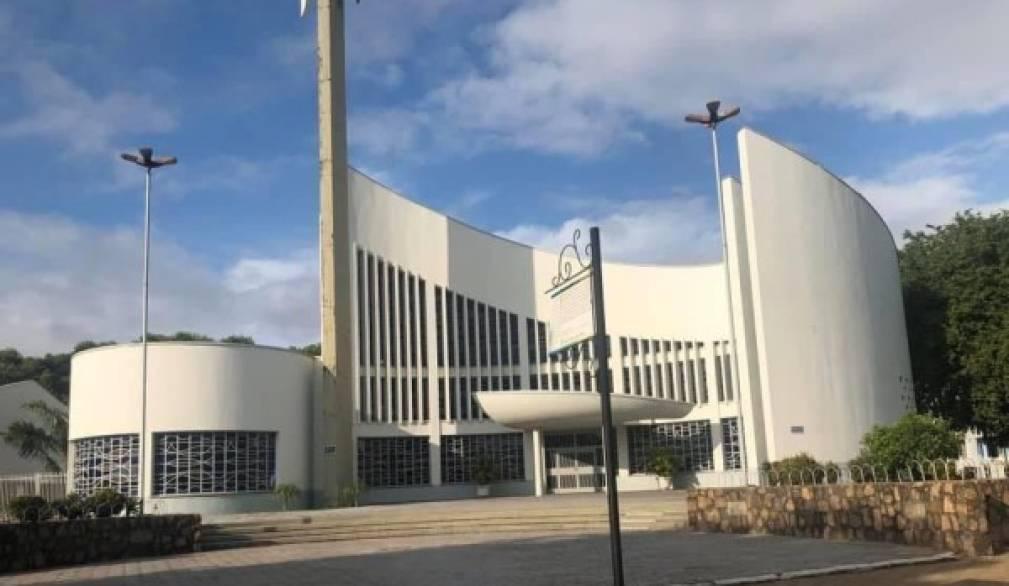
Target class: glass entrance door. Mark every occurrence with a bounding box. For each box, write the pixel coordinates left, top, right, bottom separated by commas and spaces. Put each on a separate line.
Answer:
544, 431, 605, 493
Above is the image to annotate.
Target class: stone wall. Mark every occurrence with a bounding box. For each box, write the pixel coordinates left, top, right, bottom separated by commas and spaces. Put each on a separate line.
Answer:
0, 514, 200, 573
688, 480, 1009, 557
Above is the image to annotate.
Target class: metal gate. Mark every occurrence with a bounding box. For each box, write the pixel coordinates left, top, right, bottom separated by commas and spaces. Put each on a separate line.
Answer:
545, 431, 605, 492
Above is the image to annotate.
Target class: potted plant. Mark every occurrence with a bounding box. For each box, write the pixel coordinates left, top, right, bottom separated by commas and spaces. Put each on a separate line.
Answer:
472, 456, 496, 497
645, 447, 682, 490
274, 483, 300, 511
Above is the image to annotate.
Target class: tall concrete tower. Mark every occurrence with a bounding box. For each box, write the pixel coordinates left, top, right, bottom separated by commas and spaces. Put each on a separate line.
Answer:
312, 0, 354, 505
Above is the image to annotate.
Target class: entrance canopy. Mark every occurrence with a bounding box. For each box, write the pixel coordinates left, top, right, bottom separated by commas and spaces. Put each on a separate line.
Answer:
475, 391, 693, 431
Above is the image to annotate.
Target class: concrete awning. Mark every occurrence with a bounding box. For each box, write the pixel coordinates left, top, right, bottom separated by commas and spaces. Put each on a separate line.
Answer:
475, 390, 693, 431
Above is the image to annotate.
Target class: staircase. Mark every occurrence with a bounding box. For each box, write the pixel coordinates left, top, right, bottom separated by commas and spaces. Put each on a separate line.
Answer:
199, 492, 686, 551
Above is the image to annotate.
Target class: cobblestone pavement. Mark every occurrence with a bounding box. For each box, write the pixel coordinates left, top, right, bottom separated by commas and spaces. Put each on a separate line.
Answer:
0, 531, 945, 585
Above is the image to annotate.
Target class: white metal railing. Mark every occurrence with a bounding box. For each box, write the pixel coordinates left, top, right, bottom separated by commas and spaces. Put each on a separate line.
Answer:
0, 473, 67, 520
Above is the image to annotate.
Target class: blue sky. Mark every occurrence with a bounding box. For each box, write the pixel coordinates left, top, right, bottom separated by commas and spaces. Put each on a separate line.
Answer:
2, 0, 1009, 354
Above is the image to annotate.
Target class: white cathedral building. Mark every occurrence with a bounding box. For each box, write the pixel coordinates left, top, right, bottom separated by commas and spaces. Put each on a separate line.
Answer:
68, 128, 913, 514
65, 2, 913, 515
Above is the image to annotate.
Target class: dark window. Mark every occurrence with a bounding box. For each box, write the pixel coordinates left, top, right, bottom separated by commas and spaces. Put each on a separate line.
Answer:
438, 378, 446, 421
446, 291, 455, 367
467, 299, 477, 367
722, 353, 733, 401
418, 280, 428, 368
388, 265, 397, 367
478, 303, 487, 366
357, 437, 430, 487
356, 249, 366, 367
512, 375, 521, 389
377, 260, 386, 365
441, 433, 524, 484
526, 318, 538, 364
398, 270, 407, 367
367, 255, 376, 367
422, 379, 429, 421
456, 295, 467, 368
722, 417, 742, 470
499, 312, 510, 366
715, 346, 724, 402
449, 378, 458, 420
529, 375, 538, 390
509, 314, 520, 366
359, 376, 368, 421
459, 377, 469, 420
620, 337, 628, 357
409, 275, 418, 366
435, 287, 444, 367
152, 431, 276, 496
73, 434, 139, 497
489, 307, 499, 366
627, 422, 713, 473
699, 357, 708, 403
536, 321, 547, 364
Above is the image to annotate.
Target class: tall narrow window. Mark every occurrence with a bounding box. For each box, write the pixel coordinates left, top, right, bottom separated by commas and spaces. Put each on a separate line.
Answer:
467, 299, 477, 367
722, 351, 733, 401
489, 307, 499, 366
388, 265, 397, 367
456, 295, 467, 368
409, 275, 418, 366
509, 314, 520, 366
398, 270, 407, 368
438, 378, 446, 421
446, 291, 455, 367
536, 321, 547, 365
377, 260, 387, 366
356, 249, 366, 367
478, 303, 487, 366
699, 357, 708, 403
449, 378, 457, 420
359, 376, 368, 421
419, 280, 428, 368
714, 343, 724, 402
526, 318, 537, 364
422, 379, 429, 421
435, 287, 444, 367
367, 254, 376, 368
498, 312, 509, 366
459, 377, 469, 420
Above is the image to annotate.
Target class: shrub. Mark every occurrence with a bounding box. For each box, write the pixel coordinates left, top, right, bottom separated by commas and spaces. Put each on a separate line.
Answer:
762, 453, 840, 486
336, 483, 363, 508
274, 484, 300, 511
85, 489, 137, 518
472, 456, 496, 486
5, 495, 51, 523
645, 447, 682, 484
51, 493, 87, 520
852, 413, 963, 480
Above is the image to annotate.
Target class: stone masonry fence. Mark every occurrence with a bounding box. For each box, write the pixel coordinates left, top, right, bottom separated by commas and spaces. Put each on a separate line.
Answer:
688, 480, 1009, 557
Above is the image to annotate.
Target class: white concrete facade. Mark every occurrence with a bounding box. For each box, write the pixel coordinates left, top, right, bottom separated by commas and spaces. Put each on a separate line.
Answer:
69, 343, 320, 514
66, 127, 913, 513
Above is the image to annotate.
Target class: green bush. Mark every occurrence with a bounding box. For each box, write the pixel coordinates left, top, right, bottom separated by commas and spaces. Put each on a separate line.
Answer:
762, 453, 840, 486
51, 493, 87, 520
274, 484, 300, 511
336, 483, 363, 508
644, 447, 682, 483
85, 489, 137, 518
5, 495, 51, 523
851, 413, 962, 480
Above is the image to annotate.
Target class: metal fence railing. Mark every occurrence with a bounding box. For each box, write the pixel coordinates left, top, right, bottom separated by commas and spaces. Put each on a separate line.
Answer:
0, 473, 67, 521
759, 458, 1008, 487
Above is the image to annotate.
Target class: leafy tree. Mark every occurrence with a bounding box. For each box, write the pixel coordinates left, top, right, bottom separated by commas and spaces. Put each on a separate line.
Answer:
851, 413, 962, 477
219, 335, 256, 345
0, 400, 68, 472
141, 331, 214, 343
900, 211, 1009, 445
762, 453, 839, 485
291, 343, 321, 357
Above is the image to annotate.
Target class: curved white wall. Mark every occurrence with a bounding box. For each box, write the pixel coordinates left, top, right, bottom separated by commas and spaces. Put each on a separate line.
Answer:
732, 128, 913, 463
69, 343, 320, 515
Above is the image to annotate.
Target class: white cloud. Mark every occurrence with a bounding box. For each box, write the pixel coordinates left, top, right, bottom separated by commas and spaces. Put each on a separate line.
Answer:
499, 194, 721, 265
850, 133, 1009, 241
376, 0, 1009, 157
0, 210, 319, 355
0, 60, 177, 156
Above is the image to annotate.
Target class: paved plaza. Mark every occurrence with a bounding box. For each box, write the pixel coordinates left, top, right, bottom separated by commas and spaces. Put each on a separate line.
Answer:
1, 530, 946, 586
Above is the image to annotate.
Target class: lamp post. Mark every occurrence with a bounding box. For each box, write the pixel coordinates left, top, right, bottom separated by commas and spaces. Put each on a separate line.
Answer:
120, 147, 177, 511
684, 101, 750, 484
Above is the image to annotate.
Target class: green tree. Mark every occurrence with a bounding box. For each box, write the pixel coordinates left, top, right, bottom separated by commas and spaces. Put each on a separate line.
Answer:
142, 331, 214, 342
220, 335, 256, 345
900, 210, 1009, 445
851, 413, 962, 477
291, 343, 321, 357
0, 400, 68, 471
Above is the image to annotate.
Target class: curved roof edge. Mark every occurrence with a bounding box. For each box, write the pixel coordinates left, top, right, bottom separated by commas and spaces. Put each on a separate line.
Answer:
348, 166, 726, 271
72, 341, 319, 361
740, 127, 899, 250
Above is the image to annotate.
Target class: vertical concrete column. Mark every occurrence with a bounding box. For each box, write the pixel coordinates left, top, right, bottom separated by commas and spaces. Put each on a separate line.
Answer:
532, 428, 544, 497
316, 0, 355, 503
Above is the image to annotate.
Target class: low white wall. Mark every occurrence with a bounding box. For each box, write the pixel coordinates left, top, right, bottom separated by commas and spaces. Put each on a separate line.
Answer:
69, 343, 320, 515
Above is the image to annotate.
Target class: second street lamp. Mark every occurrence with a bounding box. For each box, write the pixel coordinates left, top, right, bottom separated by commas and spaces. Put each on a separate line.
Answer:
119, 147, 177, 512
684, 101, 751, 484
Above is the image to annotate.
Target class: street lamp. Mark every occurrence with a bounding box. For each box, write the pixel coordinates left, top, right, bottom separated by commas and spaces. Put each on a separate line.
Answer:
685, 101, 751, 484
119, 147, 177, 512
